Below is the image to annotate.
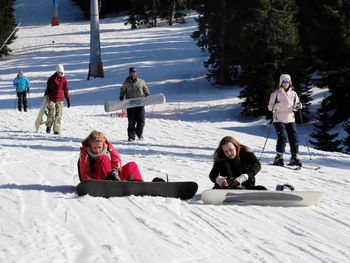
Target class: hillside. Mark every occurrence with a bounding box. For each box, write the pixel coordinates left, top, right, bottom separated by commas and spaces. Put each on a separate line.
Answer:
0, 1, 349, 262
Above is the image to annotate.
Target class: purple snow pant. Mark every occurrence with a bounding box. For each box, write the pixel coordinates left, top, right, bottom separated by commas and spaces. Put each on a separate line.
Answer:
274, 122, 299, 155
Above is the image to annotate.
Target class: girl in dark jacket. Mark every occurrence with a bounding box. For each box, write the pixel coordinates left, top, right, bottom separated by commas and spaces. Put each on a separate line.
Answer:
209, 136, 266, 190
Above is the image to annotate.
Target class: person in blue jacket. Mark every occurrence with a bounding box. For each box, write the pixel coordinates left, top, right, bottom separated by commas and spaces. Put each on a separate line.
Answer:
13, 70, 31, 112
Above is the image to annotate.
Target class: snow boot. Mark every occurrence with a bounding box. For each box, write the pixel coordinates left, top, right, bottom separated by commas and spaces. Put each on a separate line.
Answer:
273, 153, 284, 166
289, 154, 302, 167
46, 126, 51, 134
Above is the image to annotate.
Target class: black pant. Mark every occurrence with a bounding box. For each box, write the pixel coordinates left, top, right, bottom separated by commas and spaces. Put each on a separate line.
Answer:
274, 122, 299, 155
17, 91, 27, 111
127, 106, 145, 140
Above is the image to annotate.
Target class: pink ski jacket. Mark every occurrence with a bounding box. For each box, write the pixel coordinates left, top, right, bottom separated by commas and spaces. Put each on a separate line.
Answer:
268, 74, 300, 124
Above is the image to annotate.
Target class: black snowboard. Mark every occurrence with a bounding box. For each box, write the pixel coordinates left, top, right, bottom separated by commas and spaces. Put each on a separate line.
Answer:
76, 180, 198, 200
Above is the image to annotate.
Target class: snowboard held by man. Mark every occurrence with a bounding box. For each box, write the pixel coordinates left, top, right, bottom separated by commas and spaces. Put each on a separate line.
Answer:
119, 67, 149, 142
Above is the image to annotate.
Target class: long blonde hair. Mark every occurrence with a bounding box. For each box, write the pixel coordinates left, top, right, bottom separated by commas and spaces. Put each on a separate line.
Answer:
213, 136, 252, 164
82, 130, 106, 146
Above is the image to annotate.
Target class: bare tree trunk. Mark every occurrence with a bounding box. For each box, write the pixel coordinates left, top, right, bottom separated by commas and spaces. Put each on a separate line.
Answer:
129, 0, 137, 29
151, 0, 158, 27
169, 0, 176, 25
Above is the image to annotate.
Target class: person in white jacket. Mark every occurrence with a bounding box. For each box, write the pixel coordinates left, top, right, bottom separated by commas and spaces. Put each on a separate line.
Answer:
268, 74, 302, 166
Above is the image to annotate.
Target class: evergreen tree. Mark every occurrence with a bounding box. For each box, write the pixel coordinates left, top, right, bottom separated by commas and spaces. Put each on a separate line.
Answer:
158, 0, 187, 25
310, 101, 343, 152
149, 0, 160, 27
126, 0, 149, 29
296, 0, 350, 150
295, 0, 318, 67
0, 0, 16, 57
238, 0, 310, 118
125, 0, 187, 29
72, 0, 131, 19
191, 0, 251, 84
309, 0, 350, 124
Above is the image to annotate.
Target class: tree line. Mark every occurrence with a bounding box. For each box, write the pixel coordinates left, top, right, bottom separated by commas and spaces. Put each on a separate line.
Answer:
72, 0, 350, 153
2, 0, 350, 153
72, 0, 188, 26
191, 0, 350, 153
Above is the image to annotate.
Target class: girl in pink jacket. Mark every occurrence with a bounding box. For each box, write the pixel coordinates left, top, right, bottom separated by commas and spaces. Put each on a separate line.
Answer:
268, 74, 302, 166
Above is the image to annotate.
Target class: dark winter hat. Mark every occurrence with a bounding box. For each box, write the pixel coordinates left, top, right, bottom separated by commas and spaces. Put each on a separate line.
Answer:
18, 70, 24, 75
129, 67, 136, 73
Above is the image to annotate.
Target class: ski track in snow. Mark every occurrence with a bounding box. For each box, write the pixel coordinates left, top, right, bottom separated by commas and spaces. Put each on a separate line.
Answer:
0, 0, 350, 262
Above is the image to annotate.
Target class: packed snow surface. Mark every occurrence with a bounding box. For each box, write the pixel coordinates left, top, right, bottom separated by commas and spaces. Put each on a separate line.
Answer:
0, 1, 349, 262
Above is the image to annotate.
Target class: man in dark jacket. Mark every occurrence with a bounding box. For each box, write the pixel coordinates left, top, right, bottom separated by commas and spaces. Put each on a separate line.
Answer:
120, 67, 149, 141
44, 64, 70, 135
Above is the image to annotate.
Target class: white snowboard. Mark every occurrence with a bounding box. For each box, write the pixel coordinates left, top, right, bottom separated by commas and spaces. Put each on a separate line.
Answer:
201, 189, 323, 207
35, 95, 49, 132
104, 93, 166, 112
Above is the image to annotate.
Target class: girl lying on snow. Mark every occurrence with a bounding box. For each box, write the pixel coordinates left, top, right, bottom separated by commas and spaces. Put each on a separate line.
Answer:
209, 136, 267, 190
78, 130, 144, 182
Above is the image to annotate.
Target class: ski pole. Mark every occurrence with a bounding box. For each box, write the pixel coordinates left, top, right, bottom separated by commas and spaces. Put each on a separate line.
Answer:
298, 110, 312, 160
259, 108, 278, 160
260, 100, 283, 160
15, 89, 18, 109
259, 120, 273, 160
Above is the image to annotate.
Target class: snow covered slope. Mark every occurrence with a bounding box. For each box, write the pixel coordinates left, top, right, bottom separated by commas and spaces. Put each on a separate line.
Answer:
0, 1, 349, 262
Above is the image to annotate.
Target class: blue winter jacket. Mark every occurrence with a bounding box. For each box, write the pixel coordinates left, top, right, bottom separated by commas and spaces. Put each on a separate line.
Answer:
13, 76, 30, 92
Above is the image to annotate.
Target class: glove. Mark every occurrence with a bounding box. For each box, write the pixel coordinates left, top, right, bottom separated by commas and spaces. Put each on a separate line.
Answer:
216, 176, 228, 188
273, 102, 281, 112
67, 99, 71, 108
26, 88, 30, 94
110, 169, 121, 181
294, 102, 302, 111
235, 174, 249, 184
228, 174, 249, 189
120, 96, 124, 101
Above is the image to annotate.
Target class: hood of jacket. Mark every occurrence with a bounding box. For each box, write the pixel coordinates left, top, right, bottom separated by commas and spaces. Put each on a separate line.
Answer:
279, 74, 292, 87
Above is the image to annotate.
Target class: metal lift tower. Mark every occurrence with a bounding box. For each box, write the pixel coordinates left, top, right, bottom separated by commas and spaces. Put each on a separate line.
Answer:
88, 0, 104, 79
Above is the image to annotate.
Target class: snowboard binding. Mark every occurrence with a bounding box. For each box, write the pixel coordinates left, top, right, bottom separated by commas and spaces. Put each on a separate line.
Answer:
276, 183, 295, 191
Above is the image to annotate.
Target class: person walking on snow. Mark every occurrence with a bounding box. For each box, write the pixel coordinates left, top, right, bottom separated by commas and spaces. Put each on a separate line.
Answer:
78, 130, 144, 182
120, 67, 149, 142
13, 70, 30, 112
268, 74, 302, 167
44, 64, 70, 135
209, 136, 266, 190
